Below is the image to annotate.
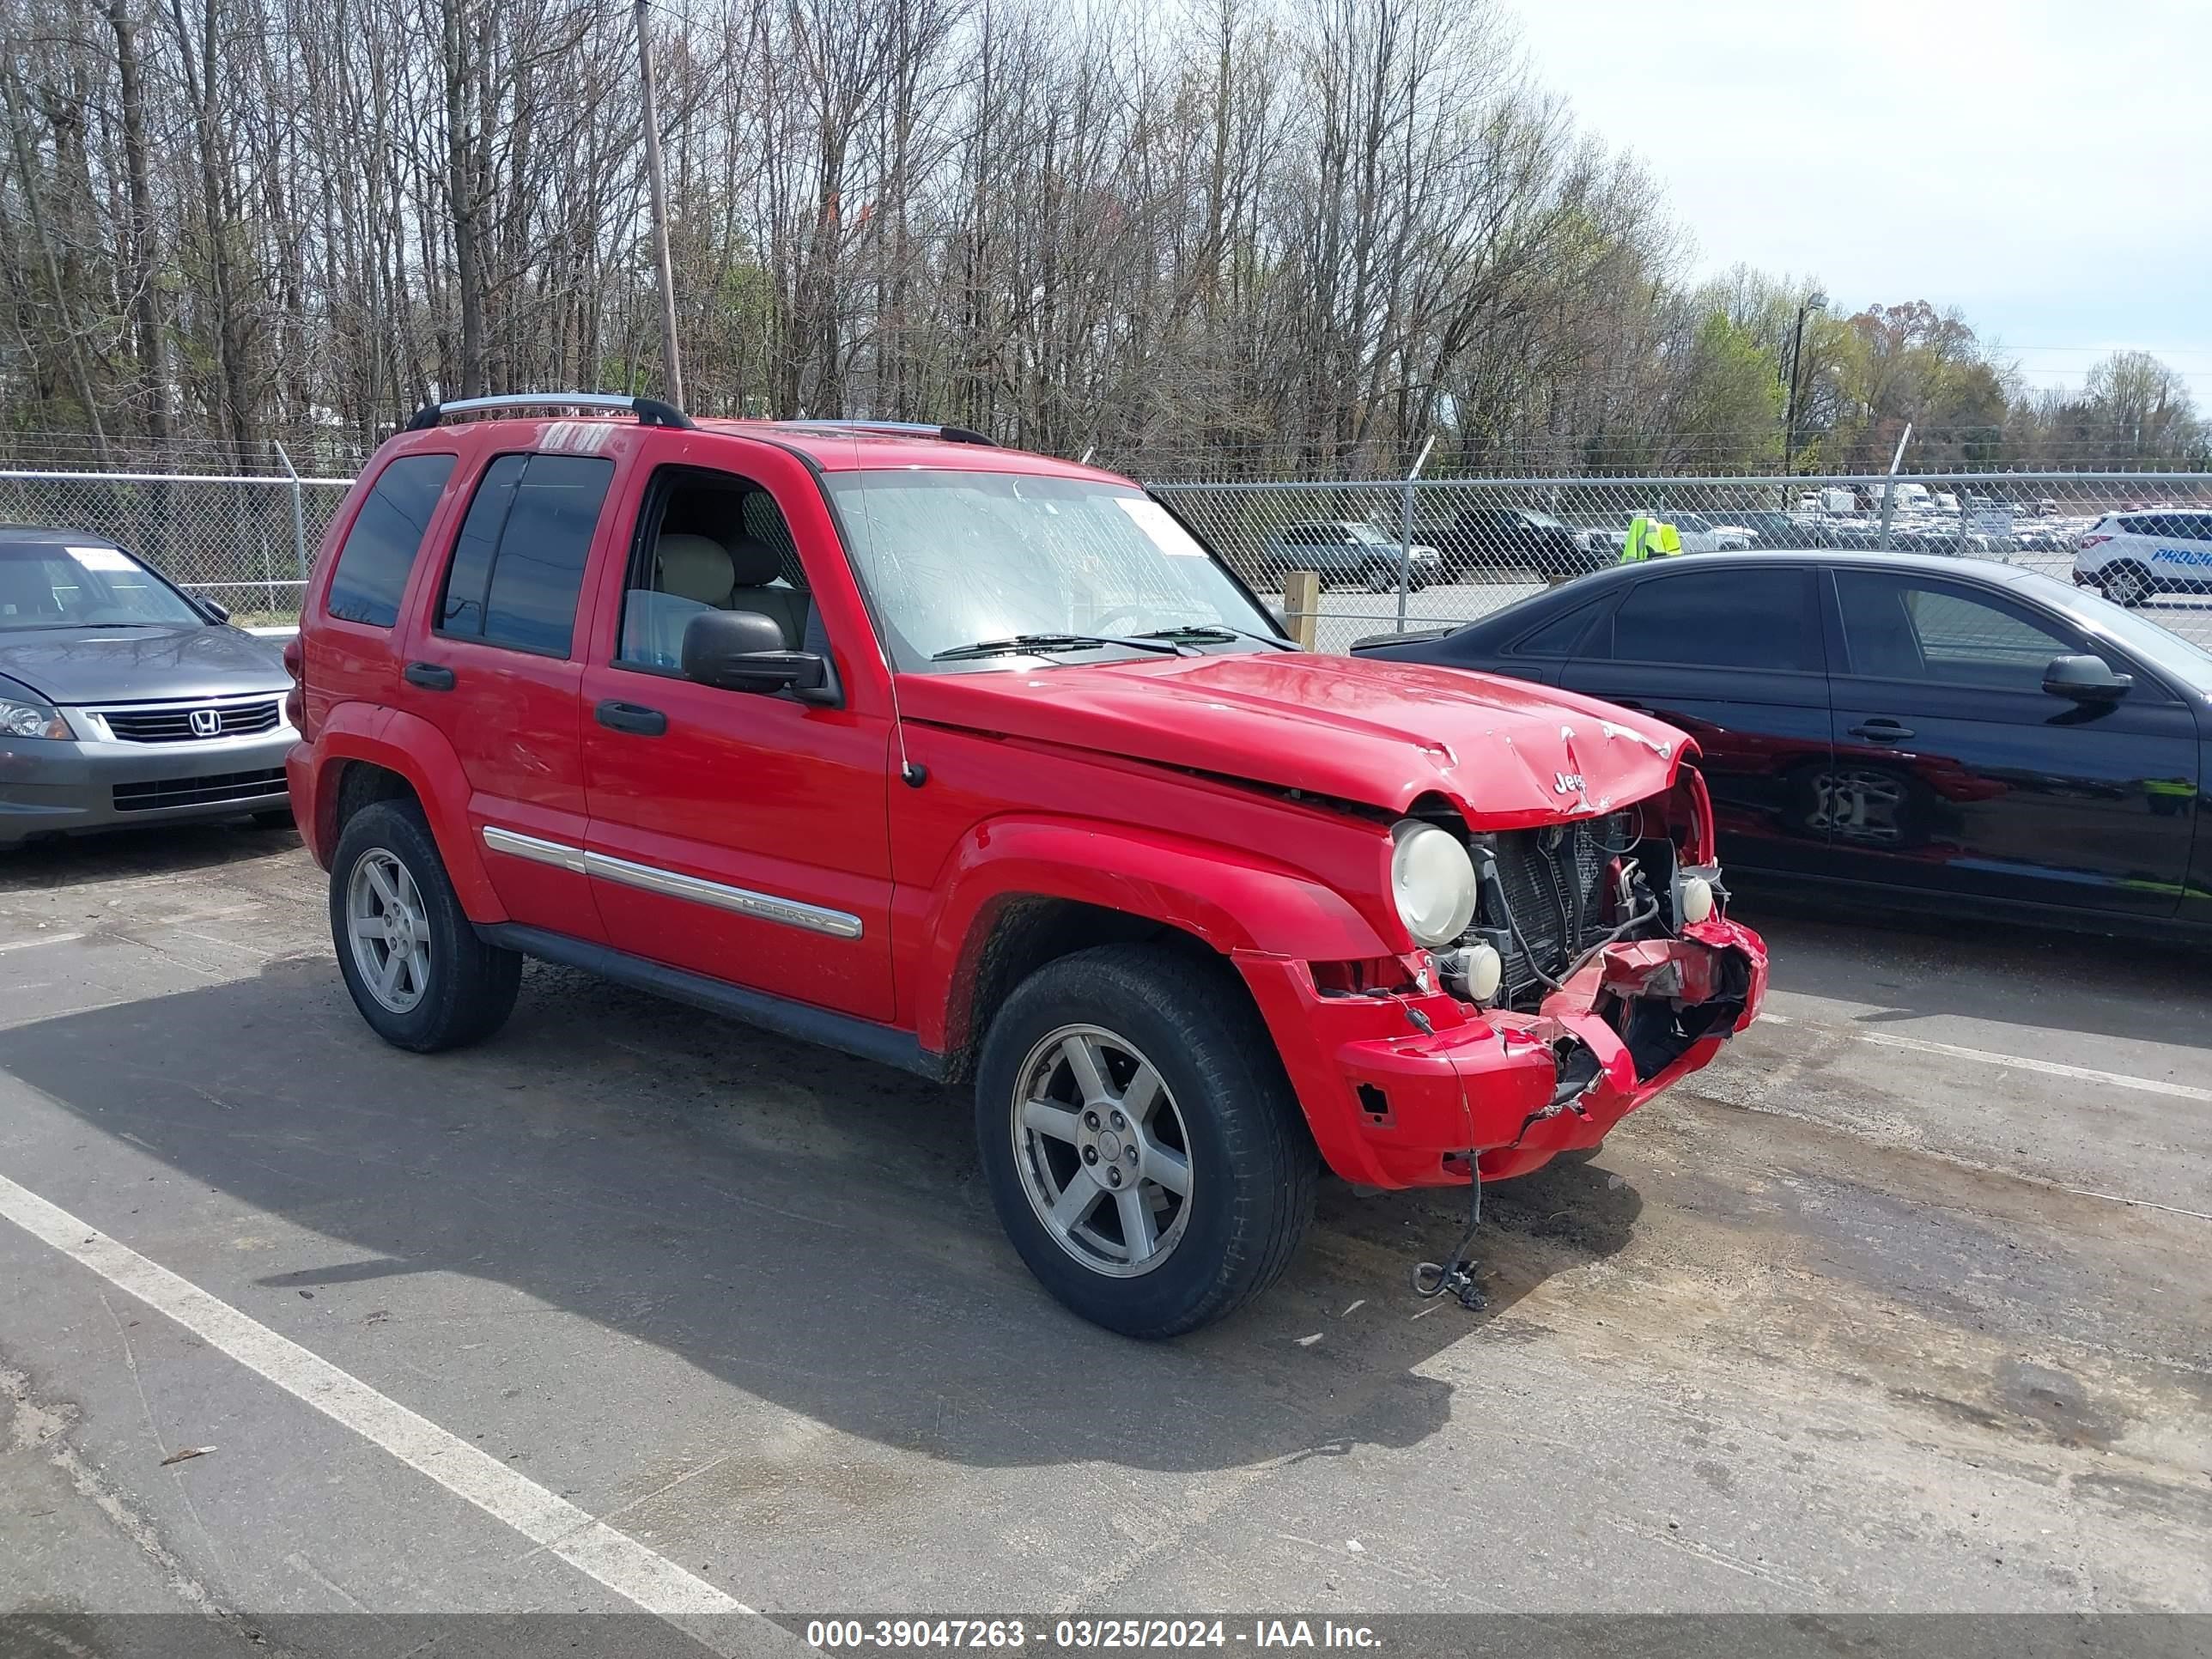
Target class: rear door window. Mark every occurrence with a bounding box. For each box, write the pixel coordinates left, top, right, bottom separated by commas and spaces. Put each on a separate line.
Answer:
325, 453, 457, 627
1603, 568, 1818, 672
436, 453, 614, 657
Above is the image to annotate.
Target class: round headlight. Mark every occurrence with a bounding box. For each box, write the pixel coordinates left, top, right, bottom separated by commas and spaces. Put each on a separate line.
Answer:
1679, 875, 1714, 924
1389, 820, 1477, 948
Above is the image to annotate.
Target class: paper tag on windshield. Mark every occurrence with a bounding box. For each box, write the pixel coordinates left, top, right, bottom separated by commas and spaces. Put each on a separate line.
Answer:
66, 544, 135, 570
1113, 496, 1204, 556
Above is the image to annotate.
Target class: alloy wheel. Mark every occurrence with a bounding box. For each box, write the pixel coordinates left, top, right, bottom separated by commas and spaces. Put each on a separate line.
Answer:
1012, 1024, 1194, 1278
346, 848, 431, 1013
2105, 567, 2150, 607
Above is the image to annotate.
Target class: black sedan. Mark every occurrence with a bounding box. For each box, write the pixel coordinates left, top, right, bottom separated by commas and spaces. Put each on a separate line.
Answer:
1, 526, 295, 847
1354, 552, 2212, 941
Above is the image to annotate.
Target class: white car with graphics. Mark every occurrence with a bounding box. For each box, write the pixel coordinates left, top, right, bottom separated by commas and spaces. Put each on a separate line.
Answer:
2074, 509, 2212, 605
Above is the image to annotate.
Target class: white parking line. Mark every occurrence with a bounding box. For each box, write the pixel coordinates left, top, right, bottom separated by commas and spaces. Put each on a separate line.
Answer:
0, 933, 86, 954
1757, 1012, 2212, 1103
0, 1170, 757, 1634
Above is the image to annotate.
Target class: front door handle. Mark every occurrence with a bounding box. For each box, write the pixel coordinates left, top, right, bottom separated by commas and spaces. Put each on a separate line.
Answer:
404, 661, 455, 691
1849, 719, 1915, 742
595, 700, 667, 737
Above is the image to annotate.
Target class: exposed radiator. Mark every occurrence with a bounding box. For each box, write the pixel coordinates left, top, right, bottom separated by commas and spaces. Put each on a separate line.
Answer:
1483, 811, 1628, 1004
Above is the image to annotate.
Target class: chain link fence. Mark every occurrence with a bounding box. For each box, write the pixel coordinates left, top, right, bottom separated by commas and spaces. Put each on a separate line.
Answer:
0, 468, 352, 626
1155, 471, 2212, 655
6, 461, 2210, 648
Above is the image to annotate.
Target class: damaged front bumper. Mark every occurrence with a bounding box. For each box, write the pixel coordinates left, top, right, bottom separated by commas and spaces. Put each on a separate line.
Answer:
1236, 916, 1767, 1189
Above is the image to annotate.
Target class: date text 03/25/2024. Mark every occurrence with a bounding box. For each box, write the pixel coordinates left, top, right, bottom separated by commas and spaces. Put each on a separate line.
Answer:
804, 1620, 1383, 1650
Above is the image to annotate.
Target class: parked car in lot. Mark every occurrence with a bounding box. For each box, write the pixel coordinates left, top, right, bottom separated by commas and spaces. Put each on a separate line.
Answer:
1430, 506, 1605, 579
1726, 509, 1810, 549
0, 526, 295, 847
1706, 518, 1757, 550
1674, 513, 1747, 551
1353, 552, 2212, 941
1261, 519, 1439, 591
287, 393, 1767, 1337
2075, 508, 2212, 605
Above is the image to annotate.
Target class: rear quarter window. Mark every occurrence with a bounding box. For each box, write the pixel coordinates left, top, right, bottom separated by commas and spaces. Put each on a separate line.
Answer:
325, 453, 458, 627
1508, 597, 1606, 658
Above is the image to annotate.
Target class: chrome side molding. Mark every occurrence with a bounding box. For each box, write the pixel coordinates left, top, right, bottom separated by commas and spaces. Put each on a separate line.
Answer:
479, 826, 863, 939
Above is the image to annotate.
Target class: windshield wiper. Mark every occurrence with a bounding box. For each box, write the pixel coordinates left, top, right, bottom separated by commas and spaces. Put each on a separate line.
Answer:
932, 632, 1191, 662
1133, 623, 1296, 651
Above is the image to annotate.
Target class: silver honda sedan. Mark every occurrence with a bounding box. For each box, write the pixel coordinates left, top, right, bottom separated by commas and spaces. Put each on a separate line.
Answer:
1, 526, 295, 846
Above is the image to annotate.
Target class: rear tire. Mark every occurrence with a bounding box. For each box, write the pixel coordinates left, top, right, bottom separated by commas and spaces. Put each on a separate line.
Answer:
329, 800, 520, 1053
975, 945, 1316, 1338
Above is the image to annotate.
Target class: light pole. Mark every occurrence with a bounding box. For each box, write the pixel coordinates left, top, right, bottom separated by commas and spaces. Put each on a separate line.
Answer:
635, 0, 684, 409
1782, 291, 1827, 475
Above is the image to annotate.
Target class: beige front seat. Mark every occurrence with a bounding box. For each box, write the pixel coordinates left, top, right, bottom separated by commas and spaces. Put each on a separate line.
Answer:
656, 533, 735, 606
621, 533, 734, 668
726, 538, 810, 649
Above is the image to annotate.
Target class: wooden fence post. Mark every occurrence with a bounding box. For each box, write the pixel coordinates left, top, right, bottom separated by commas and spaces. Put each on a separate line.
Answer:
1282, 568, 1320, 650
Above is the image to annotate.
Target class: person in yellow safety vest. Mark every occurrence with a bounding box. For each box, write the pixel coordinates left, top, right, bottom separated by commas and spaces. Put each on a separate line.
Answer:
1620, 515, 1684, 562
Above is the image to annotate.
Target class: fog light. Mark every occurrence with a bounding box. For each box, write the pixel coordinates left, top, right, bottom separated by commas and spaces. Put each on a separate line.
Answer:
1462, 942, 1502, 1003
1679, 876, 1714, 924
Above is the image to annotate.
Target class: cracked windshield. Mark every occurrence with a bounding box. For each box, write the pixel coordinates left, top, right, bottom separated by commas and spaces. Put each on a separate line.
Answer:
829, 471, 1279, 668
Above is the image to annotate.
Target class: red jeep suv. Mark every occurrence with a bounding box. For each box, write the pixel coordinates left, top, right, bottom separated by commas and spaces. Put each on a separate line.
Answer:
286, 393, 1765, 1336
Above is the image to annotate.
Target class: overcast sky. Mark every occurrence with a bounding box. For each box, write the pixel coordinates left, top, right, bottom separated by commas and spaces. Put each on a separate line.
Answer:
1505, 0, 2212, 399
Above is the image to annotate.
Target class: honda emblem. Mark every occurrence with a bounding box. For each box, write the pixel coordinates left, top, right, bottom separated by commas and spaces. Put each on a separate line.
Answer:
188, 708, 222, 738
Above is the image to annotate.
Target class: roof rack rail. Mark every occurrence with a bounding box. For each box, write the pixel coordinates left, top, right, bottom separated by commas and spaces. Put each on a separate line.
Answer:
787, 418, 995, 447
404, 392, 696, 432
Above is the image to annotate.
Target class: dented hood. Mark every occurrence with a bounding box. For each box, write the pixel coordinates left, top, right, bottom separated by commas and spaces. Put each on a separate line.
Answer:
896, 652, 1691, 828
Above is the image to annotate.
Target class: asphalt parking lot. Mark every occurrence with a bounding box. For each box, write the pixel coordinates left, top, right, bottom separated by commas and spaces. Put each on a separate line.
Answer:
2, 825, 2209, 1652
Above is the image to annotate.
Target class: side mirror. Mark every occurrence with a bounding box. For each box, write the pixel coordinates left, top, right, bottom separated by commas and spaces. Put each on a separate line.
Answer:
680, 610, 839, 704
196, 596, 231, 624
2042, 653, 2131, 702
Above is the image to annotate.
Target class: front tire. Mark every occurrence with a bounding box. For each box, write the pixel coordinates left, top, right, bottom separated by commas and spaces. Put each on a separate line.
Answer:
975, 945, 1316, 1338
2101, 562, 2152, 607
329, 800, 520, 1053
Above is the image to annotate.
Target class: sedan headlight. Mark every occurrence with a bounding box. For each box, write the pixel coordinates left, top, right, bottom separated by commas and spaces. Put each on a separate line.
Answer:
1389, 819, 1478, 947
0, 690, 69, 740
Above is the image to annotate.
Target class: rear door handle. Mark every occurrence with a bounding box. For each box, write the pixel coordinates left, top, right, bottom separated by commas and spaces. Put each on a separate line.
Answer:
404, 661, 455, 691
1849, 719, 1915, 742
595, 700, 667, 737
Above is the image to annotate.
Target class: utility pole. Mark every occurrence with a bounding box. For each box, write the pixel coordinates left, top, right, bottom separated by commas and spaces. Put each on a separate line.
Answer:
635, 0, 684, 408
1781, 290, 1827, 476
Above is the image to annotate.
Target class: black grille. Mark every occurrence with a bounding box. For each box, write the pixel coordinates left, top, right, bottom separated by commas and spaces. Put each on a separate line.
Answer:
1486, 812, 1626, 1002
112, 768, 289, 813
99, 700, 282, 743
